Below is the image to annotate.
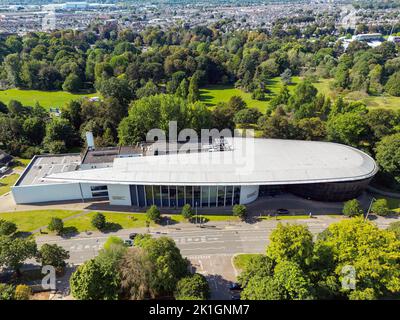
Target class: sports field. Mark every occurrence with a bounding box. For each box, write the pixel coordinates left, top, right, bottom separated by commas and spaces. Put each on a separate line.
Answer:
0, 89, 99, 110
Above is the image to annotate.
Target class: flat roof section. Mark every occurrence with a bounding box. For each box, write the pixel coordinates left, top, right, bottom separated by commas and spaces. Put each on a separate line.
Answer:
46, 138, 379, 186
17, 154, 81, 186
82, 146, 142, 165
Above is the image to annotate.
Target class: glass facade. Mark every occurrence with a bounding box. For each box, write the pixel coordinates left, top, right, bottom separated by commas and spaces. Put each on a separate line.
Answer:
129, 184, 242, 208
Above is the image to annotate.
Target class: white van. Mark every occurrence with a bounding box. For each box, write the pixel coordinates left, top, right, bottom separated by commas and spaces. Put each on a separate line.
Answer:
0, 166, 8, 174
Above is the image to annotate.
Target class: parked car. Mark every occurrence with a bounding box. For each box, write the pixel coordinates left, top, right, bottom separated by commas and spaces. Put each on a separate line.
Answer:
229, 282, 242, 291
230, 292, 241, 300
276, 208, 290, 215
124, 239, 133, 247
0, 166, 8, 174
129, 232, 138, 240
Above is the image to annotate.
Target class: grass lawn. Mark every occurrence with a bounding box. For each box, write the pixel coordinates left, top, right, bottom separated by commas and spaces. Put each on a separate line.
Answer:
0, 210, 80, 233
0, 173, 20, 196
200, 77, 300, 113
0, 89, 99, 110
233, 253, 263, 270
313, 78, 400, 110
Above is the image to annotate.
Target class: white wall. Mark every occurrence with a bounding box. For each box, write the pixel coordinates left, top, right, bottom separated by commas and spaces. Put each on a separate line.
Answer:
240, 185, 259, 205
12, 182, 108, 204
108, 184, 131, 206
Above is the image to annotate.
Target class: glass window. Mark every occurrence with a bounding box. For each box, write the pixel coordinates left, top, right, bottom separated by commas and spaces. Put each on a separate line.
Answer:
91, 191, 108, 198
201, 186, 209, 207
233, 186, 241, 205
217, 186, 225, 207
193, 186, 201, 207
153, 185, 161, 206
169, 186, 177, 207
90, 185, 107, 191
209, 186, 218, 207
185, 186, 193, 206
225, 186, 233, 206
145, 185, 153, 206
130, 185, 138, 206
137, 185, 146, 207
178, 186, 185, 207
161, 186, 169, 207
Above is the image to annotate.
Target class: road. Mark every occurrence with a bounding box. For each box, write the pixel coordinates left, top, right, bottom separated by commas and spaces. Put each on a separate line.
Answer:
34, 216, 396, 299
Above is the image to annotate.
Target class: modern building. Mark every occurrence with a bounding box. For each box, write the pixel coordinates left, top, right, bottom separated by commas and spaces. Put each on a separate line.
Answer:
11, 138, 378, 207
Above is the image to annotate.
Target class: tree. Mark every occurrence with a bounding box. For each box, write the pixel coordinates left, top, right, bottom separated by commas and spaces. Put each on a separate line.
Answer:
232, 204, 247, 220
238, 255, 275, 288
266, 223, 314, 267
326, 112, 368, 147
175, 274, 209, 300
0, 283, 14, 300
371, 199, 391, 217
385, 71, 400, 96
270, 86, 290, 109
119, 247, 155, 299
14, 284, 32, 300
48, 217, 64, 235
187, 75, 200, 103
227, 96, 247, 112
135, 236, 188, 295
272, 260, 314, 300
0, 236, 37, 274
37, 243, 70, 271
181, 204, 193, 220
375, 133, 400, 184
146, 205, 161, 222
342, 199, 364, 217
0, 219, 17, 236
295, 117, 326, 141
103, 236, 125, 251
62, 73, 82, 93
44, 117, 76, 149
91, 212, 106, 230
281, 68, 292, 85
234, 108, 262, 126
70, 258, 120, 300
315, 218, 400, 299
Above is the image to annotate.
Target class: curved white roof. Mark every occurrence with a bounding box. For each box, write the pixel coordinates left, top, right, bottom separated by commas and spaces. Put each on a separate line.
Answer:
45, 138, 378, 186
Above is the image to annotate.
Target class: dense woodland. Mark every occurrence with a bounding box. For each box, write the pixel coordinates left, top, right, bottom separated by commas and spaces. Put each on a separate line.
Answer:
1, 24, 400, 189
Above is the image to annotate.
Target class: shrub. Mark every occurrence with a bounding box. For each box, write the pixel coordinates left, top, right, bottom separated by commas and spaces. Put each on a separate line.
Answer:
371, 199, 391, 217
103, 236, 125, 250
146, 205, 161, 222
0, 283, 15, 300
175, 274, 209, 300
91, 212, 106, 230
0, 219, 17, 236
342, 199, 364, 217
48, 217, 64, 235
181, 204, 193, 220
14, 284, 32, 300
232, 204, 247, 220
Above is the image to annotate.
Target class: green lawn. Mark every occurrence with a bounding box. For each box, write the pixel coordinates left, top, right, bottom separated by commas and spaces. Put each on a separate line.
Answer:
200, 77, 300, 113
313, 78, 400, 110
0, 89, 99, 110
0, 173, 20, 196
0, 210, 80, 233
233, 253, 263, 270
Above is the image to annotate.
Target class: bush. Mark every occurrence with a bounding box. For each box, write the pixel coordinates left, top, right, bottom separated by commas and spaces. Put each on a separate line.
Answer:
14, 284, 32, 300
0, 283, 15, 300
387, 221, 400, 240
175, 274, 209, 300
181, 204, 193, 220
342, 199, 364, 217
232, 204, 247, 220
0, 219, 17, 236
48, 217, 64, 235
146, 205, 161, 222
91, 212, 107, 230
371, 199, 391, 217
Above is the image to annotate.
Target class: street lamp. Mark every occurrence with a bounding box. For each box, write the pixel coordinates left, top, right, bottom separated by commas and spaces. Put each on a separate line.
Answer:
365, 197, 377, 221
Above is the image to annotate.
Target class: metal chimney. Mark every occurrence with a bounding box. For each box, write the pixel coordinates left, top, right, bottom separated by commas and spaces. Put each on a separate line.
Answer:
85, 132, 95, 150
